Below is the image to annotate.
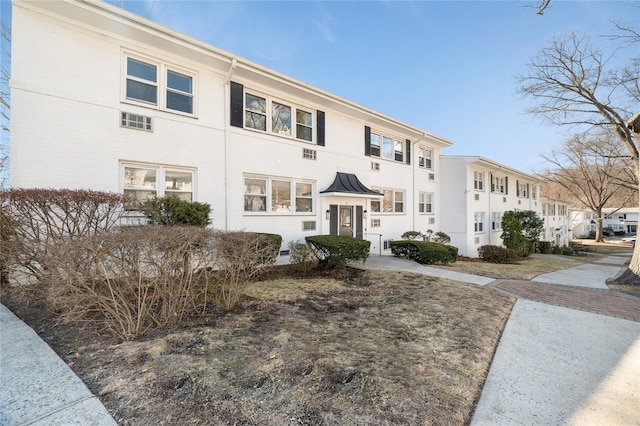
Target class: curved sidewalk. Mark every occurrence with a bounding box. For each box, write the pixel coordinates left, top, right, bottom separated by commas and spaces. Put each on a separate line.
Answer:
0, 304, 116, 425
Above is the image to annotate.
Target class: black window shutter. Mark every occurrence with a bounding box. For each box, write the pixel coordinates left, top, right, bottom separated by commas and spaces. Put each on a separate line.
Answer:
230, 81, 243, 128
505, 176, 509, 194
405, 139, 411, 165
516, 180, 520, 197
329, 205, 338, 235
364, 126, 371, 156
316, 110, 325, 146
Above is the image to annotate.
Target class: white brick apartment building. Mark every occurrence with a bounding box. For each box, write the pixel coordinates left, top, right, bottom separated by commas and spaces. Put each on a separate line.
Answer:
439, 156, 541, 257
9, 0, 452, 254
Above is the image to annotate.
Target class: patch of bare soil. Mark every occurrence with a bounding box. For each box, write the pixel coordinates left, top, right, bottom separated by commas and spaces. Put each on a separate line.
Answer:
2, 267, 514, 425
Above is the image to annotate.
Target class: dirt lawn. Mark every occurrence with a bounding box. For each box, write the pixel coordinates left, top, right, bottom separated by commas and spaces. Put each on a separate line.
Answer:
3, 268, 514, 425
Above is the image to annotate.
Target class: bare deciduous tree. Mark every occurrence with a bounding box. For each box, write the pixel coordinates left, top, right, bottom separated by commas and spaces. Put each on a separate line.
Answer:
519, 29, 640, 283
539, 132, 637, 241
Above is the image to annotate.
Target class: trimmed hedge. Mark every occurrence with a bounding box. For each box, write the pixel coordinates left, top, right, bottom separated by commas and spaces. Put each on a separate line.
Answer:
478, 245, 519, 264
255, 232, 283, 264
390, 240, 457, 265
536, 241, 552, 254
141, 195, 211, 227
305, 235, 370, 269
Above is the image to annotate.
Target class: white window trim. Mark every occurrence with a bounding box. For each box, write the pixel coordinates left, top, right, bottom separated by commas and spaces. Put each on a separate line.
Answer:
243, 174, 315, 215
242, 89, 315, 143
474, 212, 485, 233
370, 130, 406, 164
120, 161, 196, 209
122, 51, 198, 117
419, 192, 433, 214
371, 187, 405, 214
418, 146, 433, 170
474, 171, 485, 191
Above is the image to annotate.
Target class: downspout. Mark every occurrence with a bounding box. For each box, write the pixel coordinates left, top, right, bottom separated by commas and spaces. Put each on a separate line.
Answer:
223, 57, 237, 231
411, 133, 426, 232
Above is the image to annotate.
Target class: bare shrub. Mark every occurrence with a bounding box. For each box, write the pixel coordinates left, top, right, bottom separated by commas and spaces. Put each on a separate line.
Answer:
0, 188, 124, 284
211, 231, 279, 311
44, 226, 216, 341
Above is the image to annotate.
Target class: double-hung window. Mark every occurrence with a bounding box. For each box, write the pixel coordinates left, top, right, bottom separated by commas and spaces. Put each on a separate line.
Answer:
126, 57, 158, 105
492, 212, 502, 231
244, 92, 314, 142
166, 70, 193, 114
244, 175, 314, 214
370, 131, 405, 164
124, 53, 195, 115
419, 192, 433, 214
122, 163, 194, 209
371, 187, 404, 213
474, 212, 485, 232
418, 147, 432, 169
474, 171, 484, 191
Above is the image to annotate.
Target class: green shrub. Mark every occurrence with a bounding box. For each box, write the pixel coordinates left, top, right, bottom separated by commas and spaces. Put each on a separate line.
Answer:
288, 240, 318, 272
390, 240, 457, 265
537, 241, 552, 254
142, 196, 211, 227
549, 244, 577, 256
305, 235, 370, 269
255, 232, 282, 264
401, 231, 423, 240
478, 245, 520, 264
433, 231, 451, 244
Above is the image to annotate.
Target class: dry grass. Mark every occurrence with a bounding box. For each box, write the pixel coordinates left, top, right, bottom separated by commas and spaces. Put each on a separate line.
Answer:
34, 269, 514, 425
434, 255, 592, 280
572, 239, 634, 255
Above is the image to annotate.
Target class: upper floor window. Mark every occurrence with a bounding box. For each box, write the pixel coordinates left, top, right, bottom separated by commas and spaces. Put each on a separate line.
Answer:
122, 162, 194, 209
517, 181, 529, 198
492, 176, 506, 194
371, 187, 405, 213
474, 171, 484, 191
549, 204, 556, 215
418, 147, 433, 169
244, 175, 314, 214
244, 91, 314, 142
531, 185, 537, 200
419, 192, 433, 214
124, 54, 195, 115
371, 131, 405, 163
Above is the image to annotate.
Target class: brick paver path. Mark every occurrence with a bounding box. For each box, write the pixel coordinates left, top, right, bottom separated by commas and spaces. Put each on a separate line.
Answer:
495, 280, 640, 322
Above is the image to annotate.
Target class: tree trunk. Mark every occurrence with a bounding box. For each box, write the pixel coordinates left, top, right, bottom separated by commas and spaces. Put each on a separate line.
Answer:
595, 211, 604, 243
610, 159, 640, 285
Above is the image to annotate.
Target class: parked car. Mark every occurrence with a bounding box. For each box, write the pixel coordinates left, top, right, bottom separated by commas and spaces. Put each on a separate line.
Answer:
621, 235, 636, 242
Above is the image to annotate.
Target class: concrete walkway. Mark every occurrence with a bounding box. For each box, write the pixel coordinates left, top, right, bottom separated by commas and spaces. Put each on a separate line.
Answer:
0, 304, 116, 425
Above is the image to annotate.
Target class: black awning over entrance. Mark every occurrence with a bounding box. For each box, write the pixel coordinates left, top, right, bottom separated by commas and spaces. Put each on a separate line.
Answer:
320, 172, 382, 196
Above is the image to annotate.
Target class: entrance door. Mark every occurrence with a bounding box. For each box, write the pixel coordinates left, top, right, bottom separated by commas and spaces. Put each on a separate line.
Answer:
339, 206, 353, 237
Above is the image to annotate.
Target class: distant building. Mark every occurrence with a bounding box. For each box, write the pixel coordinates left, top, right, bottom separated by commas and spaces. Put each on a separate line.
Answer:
439, 156, 540, 257
540, 197, 571, 246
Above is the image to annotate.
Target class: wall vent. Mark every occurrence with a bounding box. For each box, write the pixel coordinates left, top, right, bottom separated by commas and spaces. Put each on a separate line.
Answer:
371, 162, 380, 171
428, 173, 435, 181
474, 237, 480, 244
503, 197, 507, 203
428, 217, 435, 225
279, 250, 290, 256
474, 194, 480, 201
518, 200, 522, 205
121, 112, 152, 131
302, 148, 317, 160
302, 220, 316, 231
